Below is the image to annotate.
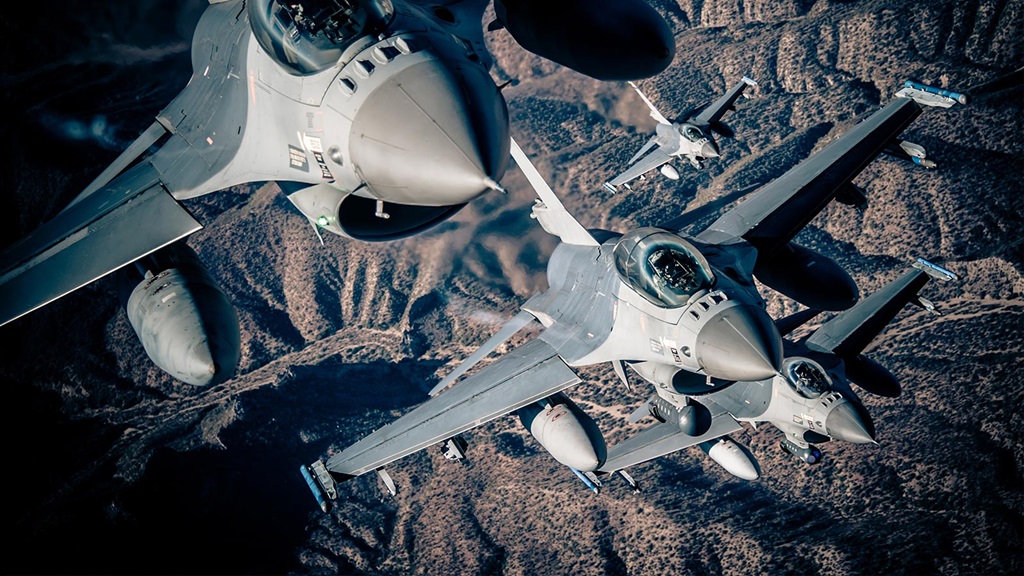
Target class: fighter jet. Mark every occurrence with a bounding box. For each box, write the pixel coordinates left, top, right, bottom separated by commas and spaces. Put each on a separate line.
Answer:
603, 76, 757, 193
300, 80, 965, 508
0, 0, 675, 386
597, 258, 957, 484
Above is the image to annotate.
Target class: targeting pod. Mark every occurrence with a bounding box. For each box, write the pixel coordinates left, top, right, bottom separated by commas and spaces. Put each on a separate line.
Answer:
780, 438, 822, 464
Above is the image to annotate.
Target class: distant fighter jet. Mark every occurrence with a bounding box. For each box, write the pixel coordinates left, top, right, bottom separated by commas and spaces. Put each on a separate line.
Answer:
598, 258, 957, 484
603, 76, 757, 193
0, 0, 675, 386
301, 81, 965, 510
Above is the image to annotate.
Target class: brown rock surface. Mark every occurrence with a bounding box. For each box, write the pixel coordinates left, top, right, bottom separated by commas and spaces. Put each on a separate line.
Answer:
1, 0, 1021, 574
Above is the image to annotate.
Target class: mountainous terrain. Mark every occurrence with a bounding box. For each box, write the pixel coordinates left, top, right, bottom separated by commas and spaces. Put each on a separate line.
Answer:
1, 0, 1021, 574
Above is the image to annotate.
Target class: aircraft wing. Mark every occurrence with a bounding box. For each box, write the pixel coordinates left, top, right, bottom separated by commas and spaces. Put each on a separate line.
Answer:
606, 147, 674, 188
325, 338, 581, 480
597, 412, 743, 474
806, 258, 956, 357
691, 76, 757, 127
695, 93, 926, 257
0, 162, 202, 327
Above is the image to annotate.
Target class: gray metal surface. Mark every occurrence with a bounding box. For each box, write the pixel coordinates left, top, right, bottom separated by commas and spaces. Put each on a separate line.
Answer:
697, 96, 923, 254
325, 338, 580, 478
607, 148, 674, 188
806, 268, 930, 357
691, 76, 757, 127
0, 163, 201, 326
598, 413, 743, 474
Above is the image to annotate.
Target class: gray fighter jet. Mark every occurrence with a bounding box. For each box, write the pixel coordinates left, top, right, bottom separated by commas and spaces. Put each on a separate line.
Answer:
0, 0, 675, 386
301, 80, 965, 509
603, 76, 757, 192
598, 258, 957, 485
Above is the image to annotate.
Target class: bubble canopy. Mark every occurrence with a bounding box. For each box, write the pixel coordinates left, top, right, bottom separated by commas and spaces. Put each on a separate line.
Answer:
784, 358, 833, 398
613, 228, 716, 308
248, 0, 395, 76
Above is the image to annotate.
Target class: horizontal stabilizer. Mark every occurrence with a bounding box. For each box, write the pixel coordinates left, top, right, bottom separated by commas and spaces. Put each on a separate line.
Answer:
326, 338, 580, 480
598, 413, 743, 474
0, 162, 202, 327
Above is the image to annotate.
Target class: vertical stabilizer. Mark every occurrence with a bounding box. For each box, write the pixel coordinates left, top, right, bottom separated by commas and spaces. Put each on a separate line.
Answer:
509, 138, 599, 246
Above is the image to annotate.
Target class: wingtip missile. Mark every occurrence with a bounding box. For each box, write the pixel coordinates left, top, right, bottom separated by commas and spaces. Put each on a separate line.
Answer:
912, 258, 958, 282
898, 80, 969, 107
571, 468, 602, 494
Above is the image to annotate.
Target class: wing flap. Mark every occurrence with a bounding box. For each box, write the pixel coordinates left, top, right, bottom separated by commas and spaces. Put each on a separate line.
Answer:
325, 338, 580, 479
698, 96, 923, 254
0, 162, 202, 326
597, 413, 742, 473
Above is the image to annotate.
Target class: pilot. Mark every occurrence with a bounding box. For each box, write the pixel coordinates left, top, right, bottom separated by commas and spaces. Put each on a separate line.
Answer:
791, 361, 830, 397
648, 248, 699, 293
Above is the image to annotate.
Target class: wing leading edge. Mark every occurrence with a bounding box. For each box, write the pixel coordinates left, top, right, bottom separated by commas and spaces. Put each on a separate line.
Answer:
691, 76, 757, 127
325, 338, 581, 481
0, 162, 202, 327
696, 93, 927, 256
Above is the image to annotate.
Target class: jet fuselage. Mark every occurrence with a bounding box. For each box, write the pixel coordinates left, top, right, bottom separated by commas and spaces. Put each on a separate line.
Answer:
522, 228, 782, 382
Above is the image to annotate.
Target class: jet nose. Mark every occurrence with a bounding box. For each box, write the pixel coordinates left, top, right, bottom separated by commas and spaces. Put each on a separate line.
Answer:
826, 403, 877, 444
696, 304, 783, 381
350, 57, 510, 205
701, 141, 720, 159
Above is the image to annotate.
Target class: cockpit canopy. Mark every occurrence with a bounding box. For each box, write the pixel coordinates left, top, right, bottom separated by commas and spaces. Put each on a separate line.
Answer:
613, 228, 715, 308
248, 0, 395, 75
682, 125, 704, 142
784, 358, 833, 398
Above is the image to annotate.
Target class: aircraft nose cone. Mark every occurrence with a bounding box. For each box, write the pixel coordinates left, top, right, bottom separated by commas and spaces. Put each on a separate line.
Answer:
350, 57, 510, 206
826, 403, 877, 444
701, 141, 720, 158
696, 304, 783, 381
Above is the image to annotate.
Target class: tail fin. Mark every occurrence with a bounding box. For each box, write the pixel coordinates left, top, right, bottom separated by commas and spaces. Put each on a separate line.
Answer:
509, 138, 599, 247
628, 81, 671, 125
805, 258, 956, 357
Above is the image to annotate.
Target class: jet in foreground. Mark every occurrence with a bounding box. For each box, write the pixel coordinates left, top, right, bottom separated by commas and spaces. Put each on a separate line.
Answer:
603, 76, 757, 192
598, 258, 957, 484
301, 81, 965, 510
0, 0, 675, 386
